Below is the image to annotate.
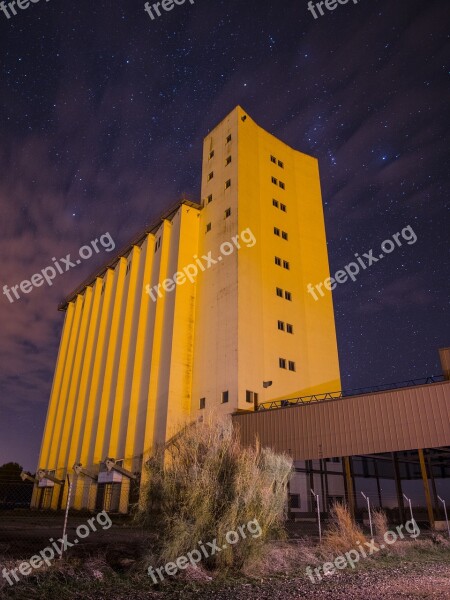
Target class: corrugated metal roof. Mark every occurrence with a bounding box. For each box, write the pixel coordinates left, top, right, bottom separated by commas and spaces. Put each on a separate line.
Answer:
233, 380, 450, 459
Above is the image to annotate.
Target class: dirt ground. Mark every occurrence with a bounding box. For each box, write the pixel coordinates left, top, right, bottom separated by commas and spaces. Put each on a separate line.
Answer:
176, 563, 450, 600
1, 553, 449, 599
1, 513, 449, 599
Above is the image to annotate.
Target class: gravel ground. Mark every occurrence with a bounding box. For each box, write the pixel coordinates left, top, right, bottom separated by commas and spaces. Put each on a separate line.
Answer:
2, 547, 449, 599
166, 563, 450, 600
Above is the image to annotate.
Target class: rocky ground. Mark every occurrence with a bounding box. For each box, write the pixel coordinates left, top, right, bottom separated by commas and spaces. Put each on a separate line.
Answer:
1, 552, 450, 600
173, 563, 450, 600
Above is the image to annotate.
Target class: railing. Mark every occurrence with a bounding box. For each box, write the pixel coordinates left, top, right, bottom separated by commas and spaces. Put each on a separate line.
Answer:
256, 375, 446, 411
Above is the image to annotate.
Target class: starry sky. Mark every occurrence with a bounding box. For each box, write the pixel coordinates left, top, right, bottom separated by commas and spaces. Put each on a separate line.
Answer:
0, 0, 449, 470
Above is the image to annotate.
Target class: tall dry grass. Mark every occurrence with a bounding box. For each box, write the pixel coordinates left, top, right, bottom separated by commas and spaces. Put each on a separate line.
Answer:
322, 502, 367, 554
136, 420, 293, 570
372, 508, 389, 542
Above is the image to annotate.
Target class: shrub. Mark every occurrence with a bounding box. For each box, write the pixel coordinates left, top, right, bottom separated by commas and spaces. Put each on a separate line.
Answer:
322, 502, 366, 554
372, 508, 389, 542
136, 419, 293, 571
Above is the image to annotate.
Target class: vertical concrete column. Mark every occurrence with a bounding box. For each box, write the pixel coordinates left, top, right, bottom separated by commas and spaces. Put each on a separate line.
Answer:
391, 452, 405, 523
418, 448, 435, 528
343, 456, 355, 517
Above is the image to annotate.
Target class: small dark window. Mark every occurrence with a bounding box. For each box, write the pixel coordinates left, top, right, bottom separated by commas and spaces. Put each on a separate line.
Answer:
279, 181, 285, 190
283, 260, 290, 270
285, 291, 292, 301
275, 257, 281, 266
206, 223, 211, 233
225, 179, 231, 189
276, 287, 283, 297
278, 320, 285, 331
225, 207, 231, 218
272, 199, 279, 208
200, 398, 206, 410
207, 172, 214, 181
274, 227, 280, 236
280, 203, 287, 212
272, 176, 278, 185
289, 494, 300, 509
278, 160, 284, 169
270, 155, 277, 163
226, 134, 232, 143
225, 156, 232, 166
282, 231, 288, 240
246, 390, 258, 405
288, 361, 296, 372
287, 324, 293, 334
222, 391, 229, 403
209, 150, 215, 159
279, 358, 287, 369
207, 194, 213, 204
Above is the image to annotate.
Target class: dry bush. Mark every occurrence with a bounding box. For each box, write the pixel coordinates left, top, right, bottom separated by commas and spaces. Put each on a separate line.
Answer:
322, 502, 366, 554
136, 419, 293, 571
372, 508, 389, 542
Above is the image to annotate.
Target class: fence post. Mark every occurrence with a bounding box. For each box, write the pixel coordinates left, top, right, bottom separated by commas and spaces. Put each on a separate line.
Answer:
361, 491, 373, 538
61, 474, 73, 558
310, 488, 321, 543
438, 496, 450, 538
403, 493, 414, 524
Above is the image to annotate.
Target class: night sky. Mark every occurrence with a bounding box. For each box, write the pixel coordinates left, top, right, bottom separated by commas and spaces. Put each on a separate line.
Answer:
0, 0, 449, 470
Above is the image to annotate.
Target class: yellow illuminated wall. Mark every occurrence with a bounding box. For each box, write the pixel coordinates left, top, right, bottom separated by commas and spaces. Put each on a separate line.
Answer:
36, 107, 340, 511
191, 106, 340, 417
